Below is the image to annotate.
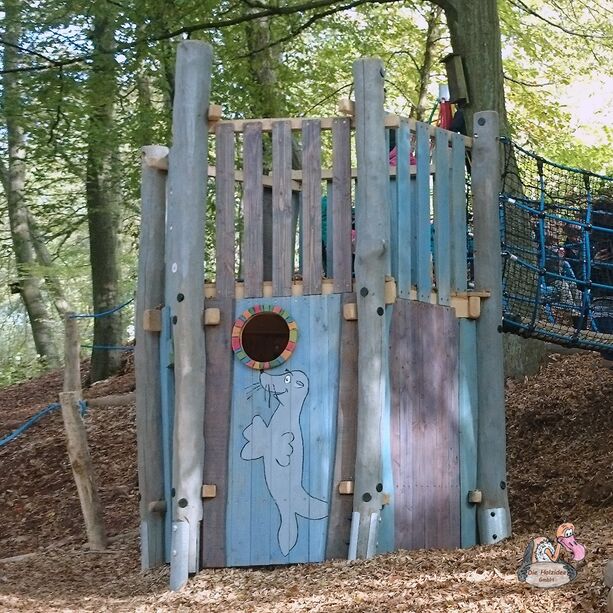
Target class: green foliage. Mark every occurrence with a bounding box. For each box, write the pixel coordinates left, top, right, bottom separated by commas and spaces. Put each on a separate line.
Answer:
1, 0, 612, 385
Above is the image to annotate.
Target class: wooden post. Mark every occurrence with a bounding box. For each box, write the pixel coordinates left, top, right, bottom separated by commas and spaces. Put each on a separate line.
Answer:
59, 391, 107, 550
352, 58, 390, 559
135, 145, 168, 570
63, 313, 81, 393
165, 40, 212, 589
472, 111, 511, 544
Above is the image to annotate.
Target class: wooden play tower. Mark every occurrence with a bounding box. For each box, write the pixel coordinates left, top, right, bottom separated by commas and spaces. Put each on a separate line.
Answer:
135, 41, 510, 589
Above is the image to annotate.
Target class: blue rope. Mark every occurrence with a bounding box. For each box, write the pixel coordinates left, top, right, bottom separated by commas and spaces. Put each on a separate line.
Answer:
0, 400, 89, 448
70, 297, 134, 319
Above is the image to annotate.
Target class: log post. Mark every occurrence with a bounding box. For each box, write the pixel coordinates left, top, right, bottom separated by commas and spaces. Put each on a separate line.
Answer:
135, 145, 168, 569
165, 40, 212, 589
472, 110, 511, 544
59, 391, 107, 551
351, 58, 390, 558
63, 313, 81, 393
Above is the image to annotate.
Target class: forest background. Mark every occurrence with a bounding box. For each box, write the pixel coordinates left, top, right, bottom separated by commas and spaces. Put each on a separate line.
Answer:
1, 0, 612, 385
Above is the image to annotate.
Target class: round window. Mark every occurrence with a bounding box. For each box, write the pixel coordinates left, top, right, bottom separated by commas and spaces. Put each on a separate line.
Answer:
231, 305, 298, 370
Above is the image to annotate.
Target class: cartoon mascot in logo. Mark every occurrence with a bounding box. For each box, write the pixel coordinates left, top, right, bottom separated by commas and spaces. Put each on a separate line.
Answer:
517, 523, 586, 587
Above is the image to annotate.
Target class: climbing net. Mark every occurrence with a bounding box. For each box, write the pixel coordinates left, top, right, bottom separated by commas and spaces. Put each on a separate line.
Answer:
500, 140, 613, 353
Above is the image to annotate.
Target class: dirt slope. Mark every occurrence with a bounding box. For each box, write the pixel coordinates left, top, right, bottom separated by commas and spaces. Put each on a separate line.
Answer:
0, 352, 611, 611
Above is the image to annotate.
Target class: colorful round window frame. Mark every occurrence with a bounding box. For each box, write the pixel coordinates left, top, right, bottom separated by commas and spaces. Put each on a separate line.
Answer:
231, 304, 298, 370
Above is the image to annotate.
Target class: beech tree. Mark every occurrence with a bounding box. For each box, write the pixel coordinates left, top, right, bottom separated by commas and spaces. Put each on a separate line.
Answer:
2, 0, 61, 368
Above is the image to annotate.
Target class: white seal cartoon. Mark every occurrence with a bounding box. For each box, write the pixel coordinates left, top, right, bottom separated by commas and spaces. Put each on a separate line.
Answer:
241, 369, 328, 555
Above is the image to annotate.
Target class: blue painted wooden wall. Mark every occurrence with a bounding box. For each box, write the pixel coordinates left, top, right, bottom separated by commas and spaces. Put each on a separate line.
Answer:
226, 294, 341, 565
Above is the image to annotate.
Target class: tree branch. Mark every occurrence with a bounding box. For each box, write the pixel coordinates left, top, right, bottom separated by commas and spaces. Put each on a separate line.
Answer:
0, 0, 412, 74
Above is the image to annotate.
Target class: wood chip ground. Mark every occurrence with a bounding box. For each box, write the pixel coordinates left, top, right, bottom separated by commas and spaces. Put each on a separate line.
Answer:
0, 352, 611, 611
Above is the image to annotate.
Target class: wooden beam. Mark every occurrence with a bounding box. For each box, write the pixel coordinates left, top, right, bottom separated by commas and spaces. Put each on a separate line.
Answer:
165, 40, 211, 588
136, 143, 167, 569
352, 57, 389, 559
59, 391, 107, 551
86, 392, 135, 407
472, 111, 511, 545
208, 115, 472, 147
142, 145, 170, 171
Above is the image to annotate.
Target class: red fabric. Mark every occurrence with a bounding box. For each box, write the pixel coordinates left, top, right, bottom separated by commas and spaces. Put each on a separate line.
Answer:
437, 100, 453, 130
388, 147, 416, 167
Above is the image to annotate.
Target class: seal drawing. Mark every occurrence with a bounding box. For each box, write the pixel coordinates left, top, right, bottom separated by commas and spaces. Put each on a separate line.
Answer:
241, 370, 328, 556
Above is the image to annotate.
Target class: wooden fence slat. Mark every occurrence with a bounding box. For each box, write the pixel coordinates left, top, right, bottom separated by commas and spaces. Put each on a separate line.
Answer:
301, 120, 322, 294
396, 119, 412, 297
272, 121, 293, 296
415, 122, 431, 303
433, 128, 451, 305
216, 124, 236, 297
243, 123, 264, 297
332, 118, 352, 292
325, 180, 334, 277
450, 132, 468, 292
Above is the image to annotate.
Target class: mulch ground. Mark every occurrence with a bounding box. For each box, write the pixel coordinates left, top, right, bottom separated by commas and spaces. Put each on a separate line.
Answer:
0, 351, 611, 611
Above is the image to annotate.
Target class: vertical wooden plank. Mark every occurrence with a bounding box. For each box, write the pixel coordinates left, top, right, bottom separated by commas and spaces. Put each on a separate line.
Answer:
272, 121, 293, 296
332, 118, 352, 292
165, 40, 211, 584
301, 120, 322, 294
459, 319, 478, 547
215, 124, 235, 297
415, 122, 431, 303
325, 181, 334, 277
390, 177, 399, 281
433, 128, 451, 305
472, 111, 511, 544
135, 147, 167, 569
159, 306, 174, 562
396, 119, 412, 297
450, 132, 468, 292
201, 297, 234, 567
326, 293, 358, 559
243, 124, 264, 297
390, 300, 460, 551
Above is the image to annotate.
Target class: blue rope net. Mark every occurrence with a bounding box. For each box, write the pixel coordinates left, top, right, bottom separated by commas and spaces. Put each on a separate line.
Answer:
500, 139, 613, 353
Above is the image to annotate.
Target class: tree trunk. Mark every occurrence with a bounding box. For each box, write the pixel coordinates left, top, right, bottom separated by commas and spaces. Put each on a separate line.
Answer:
413, 5, 444, 121
2, 0, 60, 368
437, 0, 547, 376
27, 211, 71, 317
438, 0, 509, 136
86, 9, 122, 382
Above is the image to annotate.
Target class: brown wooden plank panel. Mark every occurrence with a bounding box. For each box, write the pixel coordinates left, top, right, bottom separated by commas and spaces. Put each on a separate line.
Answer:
243, 123, 264, 297
201, 297, 235, 567
301, 120, 323, 295
272, 121, 293, 296
326, 293, 358, 559
389, 298, 413, 549
216, 124, 236, 297
332, 118, 352, 293
390, 299, 460, 551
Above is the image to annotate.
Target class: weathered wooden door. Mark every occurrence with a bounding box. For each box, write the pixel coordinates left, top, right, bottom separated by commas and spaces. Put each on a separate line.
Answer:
390, 299, 461, 550
221, 294, 341, 566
